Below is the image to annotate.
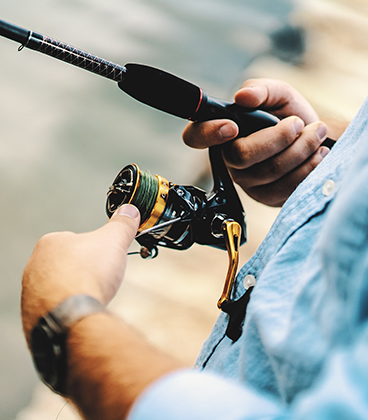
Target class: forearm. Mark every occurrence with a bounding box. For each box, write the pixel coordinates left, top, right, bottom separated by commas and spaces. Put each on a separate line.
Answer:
65, 312, 183, 420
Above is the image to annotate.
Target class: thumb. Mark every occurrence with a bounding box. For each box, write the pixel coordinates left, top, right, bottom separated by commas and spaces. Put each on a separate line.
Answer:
183, 119, 239, 149
80, 204, 141, 304
112, 203, 141, 222
104, 204, 141, 252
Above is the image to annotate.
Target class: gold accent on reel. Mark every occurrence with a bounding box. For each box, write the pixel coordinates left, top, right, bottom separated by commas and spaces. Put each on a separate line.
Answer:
217, 220, 241, 310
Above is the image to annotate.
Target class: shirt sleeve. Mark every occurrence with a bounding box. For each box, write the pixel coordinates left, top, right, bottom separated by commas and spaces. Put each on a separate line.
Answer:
127, 369, 287, 420
128, 323, 368, 420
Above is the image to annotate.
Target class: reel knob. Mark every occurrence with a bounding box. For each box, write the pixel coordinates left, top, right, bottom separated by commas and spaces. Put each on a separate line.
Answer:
139, 246, 158, 259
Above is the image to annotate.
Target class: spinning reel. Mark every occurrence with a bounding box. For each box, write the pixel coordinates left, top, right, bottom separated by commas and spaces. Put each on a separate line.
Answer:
106, 145, 246, 310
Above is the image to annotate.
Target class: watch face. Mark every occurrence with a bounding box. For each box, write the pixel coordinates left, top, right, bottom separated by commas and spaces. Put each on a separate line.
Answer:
31, 318, 66, 393
29, 295, 105, 396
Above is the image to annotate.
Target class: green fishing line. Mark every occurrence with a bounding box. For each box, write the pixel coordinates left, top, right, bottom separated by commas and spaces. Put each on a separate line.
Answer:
131, 170, 159, 223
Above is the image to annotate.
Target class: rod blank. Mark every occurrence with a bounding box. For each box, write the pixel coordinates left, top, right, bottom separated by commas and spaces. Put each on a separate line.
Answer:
0, 19, 29, 44
0, 19, 127, 82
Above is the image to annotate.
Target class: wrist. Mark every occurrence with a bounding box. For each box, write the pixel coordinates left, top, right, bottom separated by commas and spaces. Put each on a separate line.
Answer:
21, 272, 105, 342
29, 295, 107, 395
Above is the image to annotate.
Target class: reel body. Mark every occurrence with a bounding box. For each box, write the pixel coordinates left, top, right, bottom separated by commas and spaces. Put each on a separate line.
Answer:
106, 146, 247, 258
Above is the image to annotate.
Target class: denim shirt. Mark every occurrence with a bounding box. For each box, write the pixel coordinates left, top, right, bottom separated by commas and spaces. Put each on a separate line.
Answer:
129, 97, 368, 419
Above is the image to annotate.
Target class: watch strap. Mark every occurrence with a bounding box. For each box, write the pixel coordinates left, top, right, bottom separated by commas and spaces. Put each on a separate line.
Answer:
48, 294, 106, 331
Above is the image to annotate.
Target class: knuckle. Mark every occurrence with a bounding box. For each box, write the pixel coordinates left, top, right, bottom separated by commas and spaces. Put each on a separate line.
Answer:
182, 122, 210, 149
35, 232, 57, 249
300, 121, 328, 150
199, 124, 215, 149
223, 140, 247, 169
229, 167, 245, 186
307, 152, 323, 171
304, 127, 322, 149
275, 121, 297, 148
267, 155, 286, 178
34, 231, 74, 253
182, 123, 197, 147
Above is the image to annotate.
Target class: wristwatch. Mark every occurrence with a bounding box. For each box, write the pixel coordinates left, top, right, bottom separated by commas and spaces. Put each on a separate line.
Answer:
30, 294, 106, 395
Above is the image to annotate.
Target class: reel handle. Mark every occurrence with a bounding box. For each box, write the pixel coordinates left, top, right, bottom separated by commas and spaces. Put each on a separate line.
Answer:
216, 219, 241, 310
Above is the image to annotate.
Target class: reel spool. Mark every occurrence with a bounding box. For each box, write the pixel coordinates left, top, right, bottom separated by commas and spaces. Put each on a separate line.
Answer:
106, 163, 199, 258
106, 164, 169, 233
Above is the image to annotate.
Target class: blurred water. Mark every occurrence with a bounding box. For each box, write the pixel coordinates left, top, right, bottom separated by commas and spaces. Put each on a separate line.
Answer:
0, 0, 296, 418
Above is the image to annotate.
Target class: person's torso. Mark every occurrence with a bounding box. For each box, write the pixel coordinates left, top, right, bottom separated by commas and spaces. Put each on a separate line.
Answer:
196, 97, 368, 404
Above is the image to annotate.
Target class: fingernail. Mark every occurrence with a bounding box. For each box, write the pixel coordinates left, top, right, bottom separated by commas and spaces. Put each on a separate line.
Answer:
294, 118, 304, 135
219, 122, 238, 139
319, 147, 330, 158
317, 123, 328, 140
115, 204, 140, 219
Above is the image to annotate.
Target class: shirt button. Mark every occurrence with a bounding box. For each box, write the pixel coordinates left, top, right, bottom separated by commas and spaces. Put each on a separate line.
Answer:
322, 179, 336, 196
243, 274, 256, 290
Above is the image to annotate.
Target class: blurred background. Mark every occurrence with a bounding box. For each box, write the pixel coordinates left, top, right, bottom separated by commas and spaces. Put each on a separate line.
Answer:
1, 0, 368, 419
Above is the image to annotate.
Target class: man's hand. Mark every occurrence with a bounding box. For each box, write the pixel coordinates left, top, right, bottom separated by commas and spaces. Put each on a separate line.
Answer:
21, 204, 140, 340
21, 205, 184, 420
183, 79, 330, 207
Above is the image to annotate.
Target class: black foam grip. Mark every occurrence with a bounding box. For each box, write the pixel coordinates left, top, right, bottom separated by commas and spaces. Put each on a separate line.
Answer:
118, 63, 201, 119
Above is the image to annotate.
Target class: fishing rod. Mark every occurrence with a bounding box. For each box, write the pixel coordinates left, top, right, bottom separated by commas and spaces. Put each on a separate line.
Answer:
0, 18, 336, 145
0, 18, 273, 134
